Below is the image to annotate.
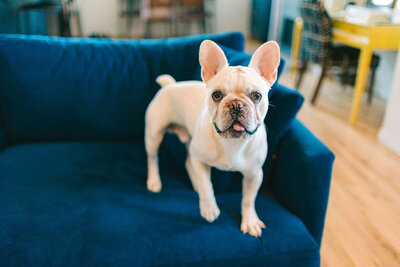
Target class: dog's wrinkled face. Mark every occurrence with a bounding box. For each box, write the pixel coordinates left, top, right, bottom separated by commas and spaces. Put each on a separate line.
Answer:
199, 40, 280, 139
206, 67, 268, 138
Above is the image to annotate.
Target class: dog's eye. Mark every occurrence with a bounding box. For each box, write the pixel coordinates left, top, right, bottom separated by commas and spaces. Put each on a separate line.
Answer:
251, 92, 262, 102
212, 91, 222, 101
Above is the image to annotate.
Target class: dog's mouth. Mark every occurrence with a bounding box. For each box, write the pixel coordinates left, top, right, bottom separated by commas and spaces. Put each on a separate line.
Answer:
232, 121, 245, 132
214, 121, 259, 136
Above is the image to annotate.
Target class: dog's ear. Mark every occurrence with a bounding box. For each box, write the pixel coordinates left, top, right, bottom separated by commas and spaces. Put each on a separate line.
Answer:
199, 40, 228, 84
249, 41, 280, 86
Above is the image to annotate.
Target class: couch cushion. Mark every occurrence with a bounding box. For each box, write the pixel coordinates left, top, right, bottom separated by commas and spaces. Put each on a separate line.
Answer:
0, 142, 319, 266
263, 83, 305, 179
0, 32, 244, 145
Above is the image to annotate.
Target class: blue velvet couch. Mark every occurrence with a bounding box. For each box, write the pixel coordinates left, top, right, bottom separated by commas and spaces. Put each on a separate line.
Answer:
0, 32, 334, 266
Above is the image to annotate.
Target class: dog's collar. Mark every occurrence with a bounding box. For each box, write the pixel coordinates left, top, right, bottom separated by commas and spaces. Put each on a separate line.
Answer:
214, 123, 260, 135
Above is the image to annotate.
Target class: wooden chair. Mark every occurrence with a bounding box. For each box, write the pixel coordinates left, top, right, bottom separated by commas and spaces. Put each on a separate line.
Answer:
141, 0, 175, 38
119, 0, 141, 38
176, 0, 210, 35
296, 0, 380, 105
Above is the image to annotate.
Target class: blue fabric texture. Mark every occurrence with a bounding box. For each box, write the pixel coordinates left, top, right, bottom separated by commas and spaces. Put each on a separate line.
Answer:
263, 84, 305, 179
0, 33, 333, 266
0, 32, 244, 145
0, 142, 320, 266
271, 119, 335, 246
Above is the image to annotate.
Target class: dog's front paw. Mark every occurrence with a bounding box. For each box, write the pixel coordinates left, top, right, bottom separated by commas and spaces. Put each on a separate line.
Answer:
200, 199, 220, 222
147, 175, 162, 193
241, 213, 266, 238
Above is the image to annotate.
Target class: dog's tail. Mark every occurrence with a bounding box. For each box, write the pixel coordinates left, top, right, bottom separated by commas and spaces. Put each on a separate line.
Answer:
156, 74, 176, 88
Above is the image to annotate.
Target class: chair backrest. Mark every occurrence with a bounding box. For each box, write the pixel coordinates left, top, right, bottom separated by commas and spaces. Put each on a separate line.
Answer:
141, 0, 173, 19
179, 0, 204, 8
299, 0, 332, 64
150, 0, 172, 8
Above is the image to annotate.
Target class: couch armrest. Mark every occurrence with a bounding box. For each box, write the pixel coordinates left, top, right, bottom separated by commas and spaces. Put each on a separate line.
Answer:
269, 119, 334, 246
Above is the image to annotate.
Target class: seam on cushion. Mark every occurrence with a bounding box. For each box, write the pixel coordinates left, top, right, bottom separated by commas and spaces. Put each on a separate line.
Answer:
155, 247, 320, 266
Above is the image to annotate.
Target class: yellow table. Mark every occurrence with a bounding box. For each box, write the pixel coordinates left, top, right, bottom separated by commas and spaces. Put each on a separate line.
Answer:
291, 17, 400, 125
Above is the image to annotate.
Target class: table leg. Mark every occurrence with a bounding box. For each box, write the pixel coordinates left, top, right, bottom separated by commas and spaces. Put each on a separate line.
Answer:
291, 18, 303, 75
350, 47, 372, 126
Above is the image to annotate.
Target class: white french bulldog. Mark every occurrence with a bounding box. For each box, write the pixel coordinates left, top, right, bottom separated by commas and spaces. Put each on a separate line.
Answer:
144, 40, 280, 237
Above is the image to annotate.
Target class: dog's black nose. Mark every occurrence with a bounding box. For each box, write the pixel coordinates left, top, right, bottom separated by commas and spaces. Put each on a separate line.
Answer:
230, 100, 244, 115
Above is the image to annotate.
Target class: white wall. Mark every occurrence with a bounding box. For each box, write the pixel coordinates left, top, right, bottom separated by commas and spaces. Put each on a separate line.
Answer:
378, 45, 400, 155
324, 0, 347, 12
74, 0, 119, 37
373, 51, 397, 100
73, 0, 251, 37
214, 0, 251, 36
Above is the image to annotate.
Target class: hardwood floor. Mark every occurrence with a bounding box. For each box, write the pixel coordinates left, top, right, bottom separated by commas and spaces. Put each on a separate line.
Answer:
282, 69, 387, 137
278, 69, 400, 266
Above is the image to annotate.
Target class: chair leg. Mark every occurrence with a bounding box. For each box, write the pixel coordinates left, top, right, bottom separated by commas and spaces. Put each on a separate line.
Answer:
207, 15, 213, 33
201, 17, 206, 34
174, 17, 179, 36
59, 6, 71, 37
367, 67, 377, 105
340, 58, 349, 91
126, 14, 133, 38
75, 11, 83, 37
295, 60, 308, 90
169, 21, 174, 37
144, 20, 151, 38
184, 22, 190, 36
311, 65, 327, 105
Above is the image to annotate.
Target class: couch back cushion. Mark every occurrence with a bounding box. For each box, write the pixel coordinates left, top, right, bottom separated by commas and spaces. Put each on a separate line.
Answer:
0, 33, 244, 145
